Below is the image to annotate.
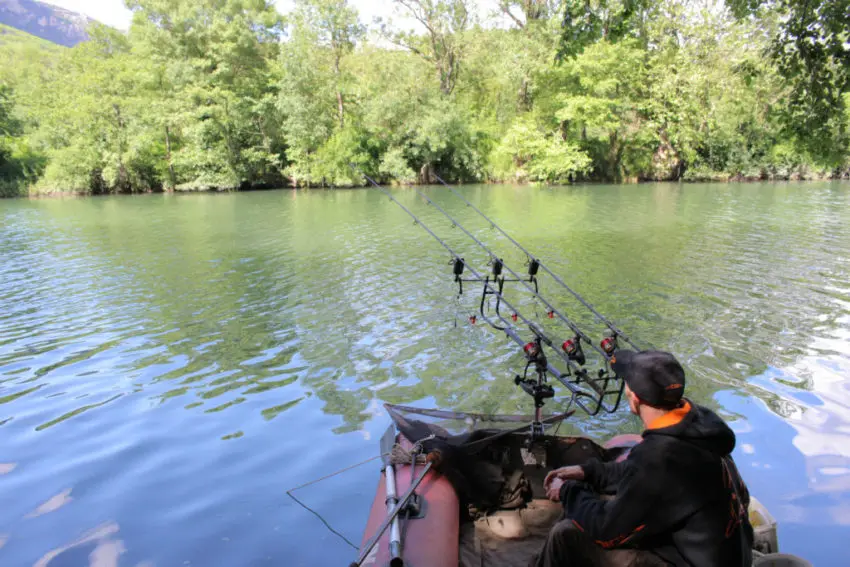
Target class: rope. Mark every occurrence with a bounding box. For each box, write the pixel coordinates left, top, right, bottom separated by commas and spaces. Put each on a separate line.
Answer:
285, 435, 434, 553
286, 453, 385, 494
287, 491, 359, 550
286, 453, 387, 551
389, 435, 434, 465
553, 392, 578, 438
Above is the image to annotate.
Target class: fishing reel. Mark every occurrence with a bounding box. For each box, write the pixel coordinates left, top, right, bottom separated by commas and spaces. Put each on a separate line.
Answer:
561, 335, 586, 366
600, 330, 619, 356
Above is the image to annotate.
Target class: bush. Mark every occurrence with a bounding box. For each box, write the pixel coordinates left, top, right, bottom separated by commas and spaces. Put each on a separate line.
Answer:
491, 117, 591, 183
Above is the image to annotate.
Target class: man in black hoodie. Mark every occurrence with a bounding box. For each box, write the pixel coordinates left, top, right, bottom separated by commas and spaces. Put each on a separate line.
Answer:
534, 350, 753, 567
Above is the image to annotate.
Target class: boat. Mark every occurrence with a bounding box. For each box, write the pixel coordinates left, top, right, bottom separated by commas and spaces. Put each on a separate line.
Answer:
352, 404, 782, 567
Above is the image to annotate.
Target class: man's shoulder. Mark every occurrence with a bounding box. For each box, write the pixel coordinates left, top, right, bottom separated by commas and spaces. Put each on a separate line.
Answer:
631, 432, 703, 472
627, 434, 676, 464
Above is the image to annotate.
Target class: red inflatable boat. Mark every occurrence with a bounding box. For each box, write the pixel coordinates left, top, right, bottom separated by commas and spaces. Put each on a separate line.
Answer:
353, 404, 643, 567
353, 404, 783, 567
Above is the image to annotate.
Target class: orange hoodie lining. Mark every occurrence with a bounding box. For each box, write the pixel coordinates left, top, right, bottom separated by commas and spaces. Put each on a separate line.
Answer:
647, 400, 692, 430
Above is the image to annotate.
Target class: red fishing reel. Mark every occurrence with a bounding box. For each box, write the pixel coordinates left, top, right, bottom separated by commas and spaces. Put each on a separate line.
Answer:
600, 331, 619, 356
524, 341, 540, 358
562, 336, 586, 366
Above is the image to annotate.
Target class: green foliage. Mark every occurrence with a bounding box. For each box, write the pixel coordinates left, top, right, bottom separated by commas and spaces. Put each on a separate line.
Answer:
558, 0, 653, 59
550, 40, 657, 180
383, 0, 471, 95
379, 147, 417, 183
131, 0, 285, 190
491, 116, 591, 182
0, 0, 848, 195
727, 0, 850, 161
291, 125, 371, 187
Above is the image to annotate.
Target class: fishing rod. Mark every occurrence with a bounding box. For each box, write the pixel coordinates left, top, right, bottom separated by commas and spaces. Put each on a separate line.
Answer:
358, 170, 573, 371
399, 181, 611, 363
431, 172, 640, 351
355, 168, 624, 418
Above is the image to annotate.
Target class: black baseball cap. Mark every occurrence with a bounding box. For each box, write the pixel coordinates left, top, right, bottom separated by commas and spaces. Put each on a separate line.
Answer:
610, 350, 686, 409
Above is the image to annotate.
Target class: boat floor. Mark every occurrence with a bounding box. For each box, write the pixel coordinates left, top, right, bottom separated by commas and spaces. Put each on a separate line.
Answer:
459, 499, 562, 567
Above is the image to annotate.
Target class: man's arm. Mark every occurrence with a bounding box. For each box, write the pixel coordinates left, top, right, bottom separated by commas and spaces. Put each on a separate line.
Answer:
560, 457, 665, 548
581, 459, 630, 494
545, 453, 634, 496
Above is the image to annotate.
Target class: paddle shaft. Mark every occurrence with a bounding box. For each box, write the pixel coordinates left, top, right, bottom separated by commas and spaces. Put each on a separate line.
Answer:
352, 461, 433, 567
385, 464, 402, 562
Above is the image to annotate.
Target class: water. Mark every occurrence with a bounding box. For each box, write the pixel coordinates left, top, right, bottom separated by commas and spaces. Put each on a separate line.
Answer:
1, 182, 849, 566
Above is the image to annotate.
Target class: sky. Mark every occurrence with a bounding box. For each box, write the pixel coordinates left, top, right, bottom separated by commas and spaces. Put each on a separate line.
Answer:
43, 0, 509, 32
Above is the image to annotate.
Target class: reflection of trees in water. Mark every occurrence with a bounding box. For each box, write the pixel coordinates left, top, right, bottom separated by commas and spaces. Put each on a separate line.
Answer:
276, 183, 850, 433
23, 183, 850, 434
30, 194, 307, 423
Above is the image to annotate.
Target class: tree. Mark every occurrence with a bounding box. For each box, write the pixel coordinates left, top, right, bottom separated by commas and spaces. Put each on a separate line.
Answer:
278, 1, 363, 186
29, 25, 154, 193
551, 40, 656, 180
292, 0, 365, 127
491, 115, 591, 182
558, 0, 653, 59
384, 0, 472, 95
0, 83, 24, 196
498, 0, 560, 28
128, 0, 285, 189
728, 0, 850, 161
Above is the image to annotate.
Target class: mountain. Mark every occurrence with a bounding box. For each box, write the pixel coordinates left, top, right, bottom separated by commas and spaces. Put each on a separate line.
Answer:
0, 0, 91, 47
0, 21, 56, 51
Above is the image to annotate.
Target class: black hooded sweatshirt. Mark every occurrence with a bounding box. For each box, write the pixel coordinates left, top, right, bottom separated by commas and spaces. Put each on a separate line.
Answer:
559, 400, 754, 567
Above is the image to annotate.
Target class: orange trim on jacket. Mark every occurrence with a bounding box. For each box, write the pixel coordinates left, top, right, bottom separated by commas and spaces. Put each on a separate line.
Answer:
570, 520, 647, 550
647, 400, 692, 430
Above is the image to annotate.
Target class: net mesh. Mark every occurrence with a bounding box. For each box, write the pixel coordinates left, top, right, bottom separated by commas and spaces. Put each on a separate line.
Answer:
383, 404, 628, 519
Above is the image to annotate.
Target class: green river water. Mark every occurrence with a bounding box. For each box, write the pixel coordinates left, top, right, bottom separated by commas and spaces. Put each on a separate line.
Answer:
1, 182, 849, 566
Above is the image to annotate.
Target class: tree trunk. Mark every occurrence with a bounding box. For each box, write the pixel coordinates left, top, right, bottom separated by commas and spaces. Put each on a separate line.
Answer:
336, 91, 345, 127
419, 163, 434, 185
518, 77, 531, 111
334, 55, 345, 127
651, 129, 684, 181
165, 125, 176, 190
608, 130, 621, 181
113, 104, 131, 193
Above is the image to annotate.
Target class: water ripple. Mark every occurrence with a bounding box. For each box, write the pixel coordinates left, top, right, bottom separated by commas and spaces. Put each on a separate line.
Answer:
0, 184, 849, 565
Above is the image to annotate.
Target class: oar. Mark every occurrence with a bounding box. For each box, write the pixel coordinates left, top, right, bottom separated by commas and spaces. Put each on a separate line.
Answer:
381, 426, 403, 565
350, 459, 436, 567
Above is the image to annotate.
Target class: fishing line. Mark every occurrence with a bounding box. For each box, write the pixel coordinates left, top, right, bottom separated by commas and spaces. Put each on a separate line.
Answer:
285, 453, 389, 551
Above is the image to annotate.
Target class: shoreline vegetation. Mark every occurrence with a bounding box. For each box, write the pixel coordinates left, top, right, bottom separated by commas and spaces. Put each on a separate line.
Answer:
24, 173, 850, 200
1, 0, 849, 199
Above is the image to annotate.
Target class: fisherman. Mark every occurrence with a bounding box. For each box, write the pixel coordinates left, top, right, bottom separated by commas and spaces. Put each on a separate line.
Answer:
535, 350, 753, 567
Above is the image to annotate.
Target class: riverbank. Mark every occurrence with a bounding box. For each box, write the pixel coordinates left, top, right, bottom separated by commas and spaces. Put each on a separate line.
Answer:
5, 169, 848, 200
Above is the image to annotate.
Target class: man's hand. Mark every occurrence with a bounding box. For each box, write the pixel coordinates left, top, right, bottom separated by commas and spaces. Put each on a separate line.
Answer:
544, 465, 585, 492
546, 478, 565, 501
